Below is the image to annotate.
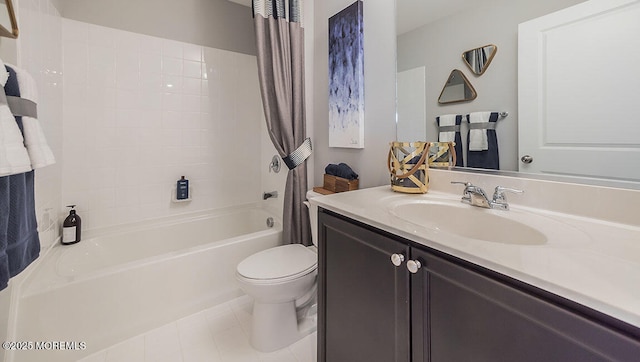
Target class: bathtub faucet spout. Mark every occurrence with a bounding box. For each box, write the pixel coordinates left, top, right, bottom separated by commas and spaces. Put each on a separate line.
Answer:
263, 191, 278, 200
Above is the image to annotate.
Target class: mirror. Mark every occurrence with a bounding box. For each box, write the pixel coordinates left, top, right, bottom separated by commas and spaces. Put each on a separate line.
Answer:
0, 0, 18, 38
462, 44, 497, 75
396, 0, 640, 189
438, 69, 476, 104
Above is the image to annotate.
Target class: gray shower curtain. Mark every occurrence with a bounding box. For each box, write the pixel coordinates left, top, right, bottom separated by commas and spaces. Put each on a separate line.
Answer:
253, 0, 312, 246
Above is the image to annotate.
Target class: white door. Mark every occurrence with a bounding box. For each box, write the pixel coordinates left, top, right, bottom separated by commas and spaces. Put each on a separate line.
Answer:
518, 0, 640, 181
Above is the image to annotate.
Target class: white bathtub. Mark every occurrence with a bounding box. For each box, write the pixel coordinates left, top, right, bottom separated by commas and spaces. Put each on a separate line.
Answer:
8, 204, 281, 362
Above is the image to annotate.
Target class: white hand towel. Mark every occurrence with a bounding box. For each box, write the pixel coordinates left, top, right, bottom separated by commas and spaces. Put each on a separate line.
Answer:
0, 59, 32, 177
437, 114, 457, 143
8, 64, 56, 169
468, 112, 490, 151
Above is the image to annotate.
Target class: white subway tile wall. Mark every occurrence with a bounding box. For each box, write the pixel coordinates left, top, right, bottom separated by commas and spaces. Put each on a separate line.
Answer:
62, 19, 269, 230
18, 0, 64, 249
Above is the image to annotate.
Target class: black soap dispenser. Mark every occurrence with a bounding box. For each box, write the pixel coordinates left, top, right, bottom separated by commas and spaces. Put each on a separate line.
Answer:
177, 176, 189, 200
62, 205, 81, 245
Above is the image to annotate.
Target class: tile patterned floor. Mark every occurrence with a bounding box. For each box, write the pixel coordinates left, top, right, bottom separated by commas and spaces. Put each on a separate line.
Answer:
78, 296, 317, 362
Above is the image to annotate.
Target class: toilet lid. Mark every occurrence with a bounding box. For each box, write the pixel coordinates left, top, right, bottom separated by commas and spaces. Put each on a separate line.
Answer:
237, 244, 317, 280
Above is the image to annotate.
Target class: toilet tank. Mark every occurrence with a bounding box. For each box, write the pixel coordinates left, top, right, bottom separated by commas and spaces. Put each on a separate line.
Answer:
305, 190, 324, 247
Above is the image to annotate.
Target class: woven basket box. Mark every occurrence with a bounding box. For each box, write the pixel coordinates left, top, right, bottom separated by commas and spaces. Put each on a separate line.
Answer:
323, 174, 359, 193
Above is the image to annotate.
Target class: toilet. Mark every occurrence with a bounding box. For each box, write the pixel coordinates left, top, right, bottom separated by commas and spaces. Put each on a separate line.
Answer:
235, 190, 322, 352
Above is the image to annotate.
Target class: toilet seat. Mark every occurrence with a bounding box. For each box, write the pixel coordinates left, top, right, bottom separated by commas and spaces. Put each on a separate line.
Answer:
237, 244, 317, 283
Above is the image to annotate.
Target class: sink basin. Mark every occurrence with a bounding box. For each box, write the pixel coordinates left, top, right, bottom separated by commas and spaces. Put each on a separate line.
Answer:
389, 201, 547, 245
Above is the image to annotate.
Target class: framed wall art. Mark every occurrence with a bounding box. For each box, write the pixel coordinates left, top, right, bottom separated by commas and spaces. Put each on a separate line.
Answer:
328, 1, 364, 148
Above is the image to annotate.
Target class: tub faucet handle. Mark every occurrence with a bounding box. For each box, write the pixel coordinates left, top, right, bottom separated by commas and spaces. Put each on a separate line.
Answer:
269, 155, 281, 173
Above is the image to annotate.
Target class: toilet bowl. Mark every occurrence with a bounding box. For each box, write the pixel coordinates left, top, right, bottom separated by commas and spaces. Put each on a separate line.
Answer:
235, 190, 323, 352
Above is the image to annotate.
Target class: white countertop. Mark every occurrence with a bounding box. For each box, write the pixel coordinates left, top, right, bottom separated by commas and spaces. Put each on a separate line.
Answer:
312, 186, 640, 328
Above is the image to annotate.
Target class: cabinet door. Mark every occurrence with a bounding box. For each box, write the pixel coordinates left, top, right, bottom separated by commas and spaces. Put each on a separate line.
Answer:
318, 211, 410, 362
411, 248, 640, 362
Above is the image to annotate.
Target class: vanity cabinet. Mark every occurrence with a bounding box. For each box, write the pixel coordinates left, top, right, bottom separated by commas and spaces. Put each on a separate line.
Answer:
318, 209, 640, 362
318, 210, 411, 361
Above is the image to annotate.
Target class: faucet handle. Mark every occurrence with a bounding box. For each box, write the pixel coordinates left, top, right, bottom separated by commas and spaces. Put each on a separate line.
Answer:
492, 186, 523, 201
490, 186, 523, 211
451, 181, 472, 187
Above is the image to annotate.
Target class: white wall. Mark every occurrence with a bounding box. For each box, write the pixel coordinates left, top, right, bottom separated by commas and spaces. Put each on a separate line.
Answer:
59, 0, 256, 56
397, 0, 586, 171
17, 0, 65, 249
397, 67, 426, 142
47, 0, 62, 13
61, 19, 270, 230
313, 0, 397, 188
0, 38, 17, 64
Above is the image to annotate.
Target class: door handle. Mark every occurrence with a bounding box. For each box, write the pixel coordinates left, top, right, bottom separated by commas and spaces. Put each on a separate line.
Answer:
521, 155, 533, 164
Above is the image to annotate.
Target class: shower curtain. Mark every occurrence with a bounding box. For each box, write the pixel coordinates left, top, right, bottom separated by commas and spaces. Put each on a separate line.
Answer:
253, 0, 312, 246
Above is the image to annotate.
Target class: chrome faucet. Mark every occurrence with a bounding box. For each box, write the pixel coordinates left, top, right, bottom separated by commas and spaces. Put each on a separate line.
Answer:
451, 182, 491, 208
451, 182, 523, 210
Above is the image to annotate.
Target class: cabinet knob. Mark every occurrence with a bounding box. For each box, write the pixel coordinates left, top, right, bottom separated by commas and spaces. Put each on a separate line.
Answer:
407, 260, 421, 274
391, 253, 405, 267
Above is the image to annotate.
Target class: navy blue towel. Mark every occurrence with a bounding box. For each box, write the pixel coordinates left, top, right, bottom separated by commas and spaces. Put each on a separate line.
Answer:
1, 66, 40, 288
466, 112, 500, 170
325, 163, 358, 180
6, 171, 40, 278
0, 177, 10, 290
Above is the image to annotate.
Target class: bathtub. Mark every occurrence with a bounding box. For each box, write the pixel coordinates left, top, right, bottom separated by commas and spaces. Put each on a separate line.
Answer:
8, 204, 281, 362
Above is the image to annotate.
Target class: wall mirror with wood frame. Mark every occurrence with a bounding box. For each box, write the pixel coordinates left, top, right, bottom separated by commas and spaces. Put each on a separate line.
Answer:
0, 0, 18, 39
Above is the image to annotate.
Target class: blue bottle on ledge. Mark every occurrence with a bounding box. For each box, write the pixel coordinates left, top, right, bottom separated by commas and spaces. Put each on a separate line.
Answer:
177, 176, 189, 200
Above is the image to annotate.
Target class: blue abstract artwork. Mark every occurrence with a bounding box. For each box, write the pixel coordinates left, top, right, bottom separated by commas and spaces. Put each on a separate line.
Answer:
328, 1, 364, 148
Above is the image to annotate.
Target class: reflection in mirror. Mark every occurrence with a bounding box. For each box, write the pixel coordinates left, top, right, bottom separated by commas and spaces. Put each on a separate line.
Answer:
0, 0, 18, 38
395, 0, 640, 190
438, 69, 476, 104
462, 44, 497, 75
397, 66, 426, 142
